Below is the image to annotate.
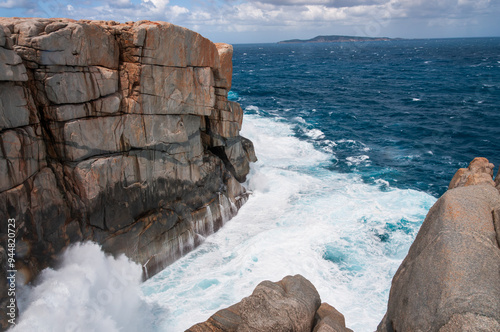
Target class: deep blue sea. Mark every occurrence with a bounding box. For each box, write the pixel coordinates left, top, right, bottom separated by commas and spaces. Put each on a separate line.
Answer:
14, 38, 500, 332
231, 38, 500, 197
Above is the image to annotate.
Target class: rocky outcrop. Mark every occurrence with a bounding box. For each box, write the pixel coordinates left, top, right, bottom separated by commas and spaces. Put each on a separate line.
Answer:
188, 274, 352, 332
448, 157, 496, 189
0, 17, 256, 328
313, 303, 354, 332
378, 157, 500, 332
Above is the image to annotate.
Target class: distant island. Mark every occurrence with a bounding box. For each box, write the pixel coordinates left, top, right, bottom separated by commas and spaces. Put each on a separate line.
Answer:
278, 35, 398, 44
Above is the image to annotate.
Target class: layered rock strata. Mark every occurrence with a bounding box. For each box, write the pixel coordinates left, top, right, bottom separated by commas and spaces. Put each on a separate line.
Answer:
0, 17, 256, 329
188, 274, 353, 332
378, 157, 500, 332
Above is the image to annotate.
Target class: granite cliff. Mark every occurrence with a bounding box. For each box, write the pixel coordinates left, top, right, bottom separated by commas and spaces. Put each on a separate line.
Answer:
0, 17, 256, 329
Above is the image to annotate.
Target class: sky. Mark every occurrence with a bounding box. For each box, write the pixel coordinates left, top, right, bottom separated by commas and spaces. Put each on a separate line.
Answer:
0, 0, 499, 44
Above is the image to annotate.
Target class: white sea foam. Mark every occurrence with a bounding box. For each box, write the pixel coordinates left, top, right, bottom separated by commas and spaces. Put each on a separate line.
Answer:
321, 140, 338, 154
14, 242, 153, 332
346, 155, 370, 165
337, 139, 357, 144
245, 105, 259, 112
141, 114, 436, 332
304, 128, 325, 140
293, 116, 306, 124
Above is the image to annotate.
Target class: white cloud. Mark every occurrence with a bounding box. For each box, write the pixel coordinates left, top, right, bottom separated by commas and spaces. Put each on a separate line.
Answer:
246, 0, 389, 8
0, 0, 21, 8
144, 0, 169, 12
2, 0, 499, 42
171, 5, 189, 16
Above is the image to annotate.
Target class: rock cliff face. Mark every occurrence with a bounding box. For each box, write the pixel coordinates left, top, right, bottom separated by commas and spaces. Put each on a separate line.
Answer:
378, 157, 500, 332
0, 17, 256, 329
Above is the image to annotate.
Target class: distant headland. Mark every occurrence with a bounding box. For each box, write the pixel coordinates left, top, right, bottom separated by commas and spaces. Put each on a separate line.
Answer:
278, 35, 399, 44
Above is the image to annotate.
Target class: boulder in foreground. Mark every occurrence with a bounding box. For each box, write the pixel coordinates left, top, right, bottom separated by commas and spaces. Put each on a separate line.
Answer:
378, 157, 500, 332
188, 274, 352, 332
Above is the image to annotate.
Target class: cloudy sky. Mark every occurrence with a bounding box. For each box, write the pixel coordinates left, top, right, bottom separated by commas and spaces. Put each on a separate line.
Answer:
1, 0, 499, 43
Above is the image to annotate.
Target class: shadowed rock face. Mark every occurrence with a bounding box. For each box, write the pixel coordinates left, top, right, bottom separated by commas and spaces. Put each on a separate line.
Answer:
0, 17, 256, 329
378, 158, 500, 332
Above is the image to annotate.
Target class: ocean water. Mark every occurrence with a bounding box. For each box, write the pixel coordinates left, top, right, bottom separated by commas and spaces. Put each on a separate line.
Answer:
231, 38, 500, 197
14, 38, 500, 332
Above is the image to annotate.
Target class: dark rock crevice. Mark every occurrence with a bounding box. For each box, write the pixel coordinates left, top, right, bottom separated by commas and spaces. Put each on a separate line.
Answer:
492, 207, 500, 249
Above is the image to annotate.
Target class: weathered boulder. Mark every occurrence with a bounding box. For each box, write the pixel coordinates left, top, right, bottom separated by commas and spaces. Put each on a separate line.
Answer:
223, 137, 256, 183
0, 47, 27, 81
188, 275, 322, 332
114, 21, 219, 68
0, 17, 256, 330
378, 158, 500, 332
448, 157, 495, 189
43, 92, 122, 122
313, 303, 353, 332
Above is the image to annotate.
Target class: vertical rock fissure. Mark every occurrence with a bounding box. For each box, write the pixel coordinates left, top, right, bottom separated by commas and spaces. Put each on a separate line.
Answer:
209, 146, 237, 181
29, 69, 78, 227
492, 208, 500, 249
